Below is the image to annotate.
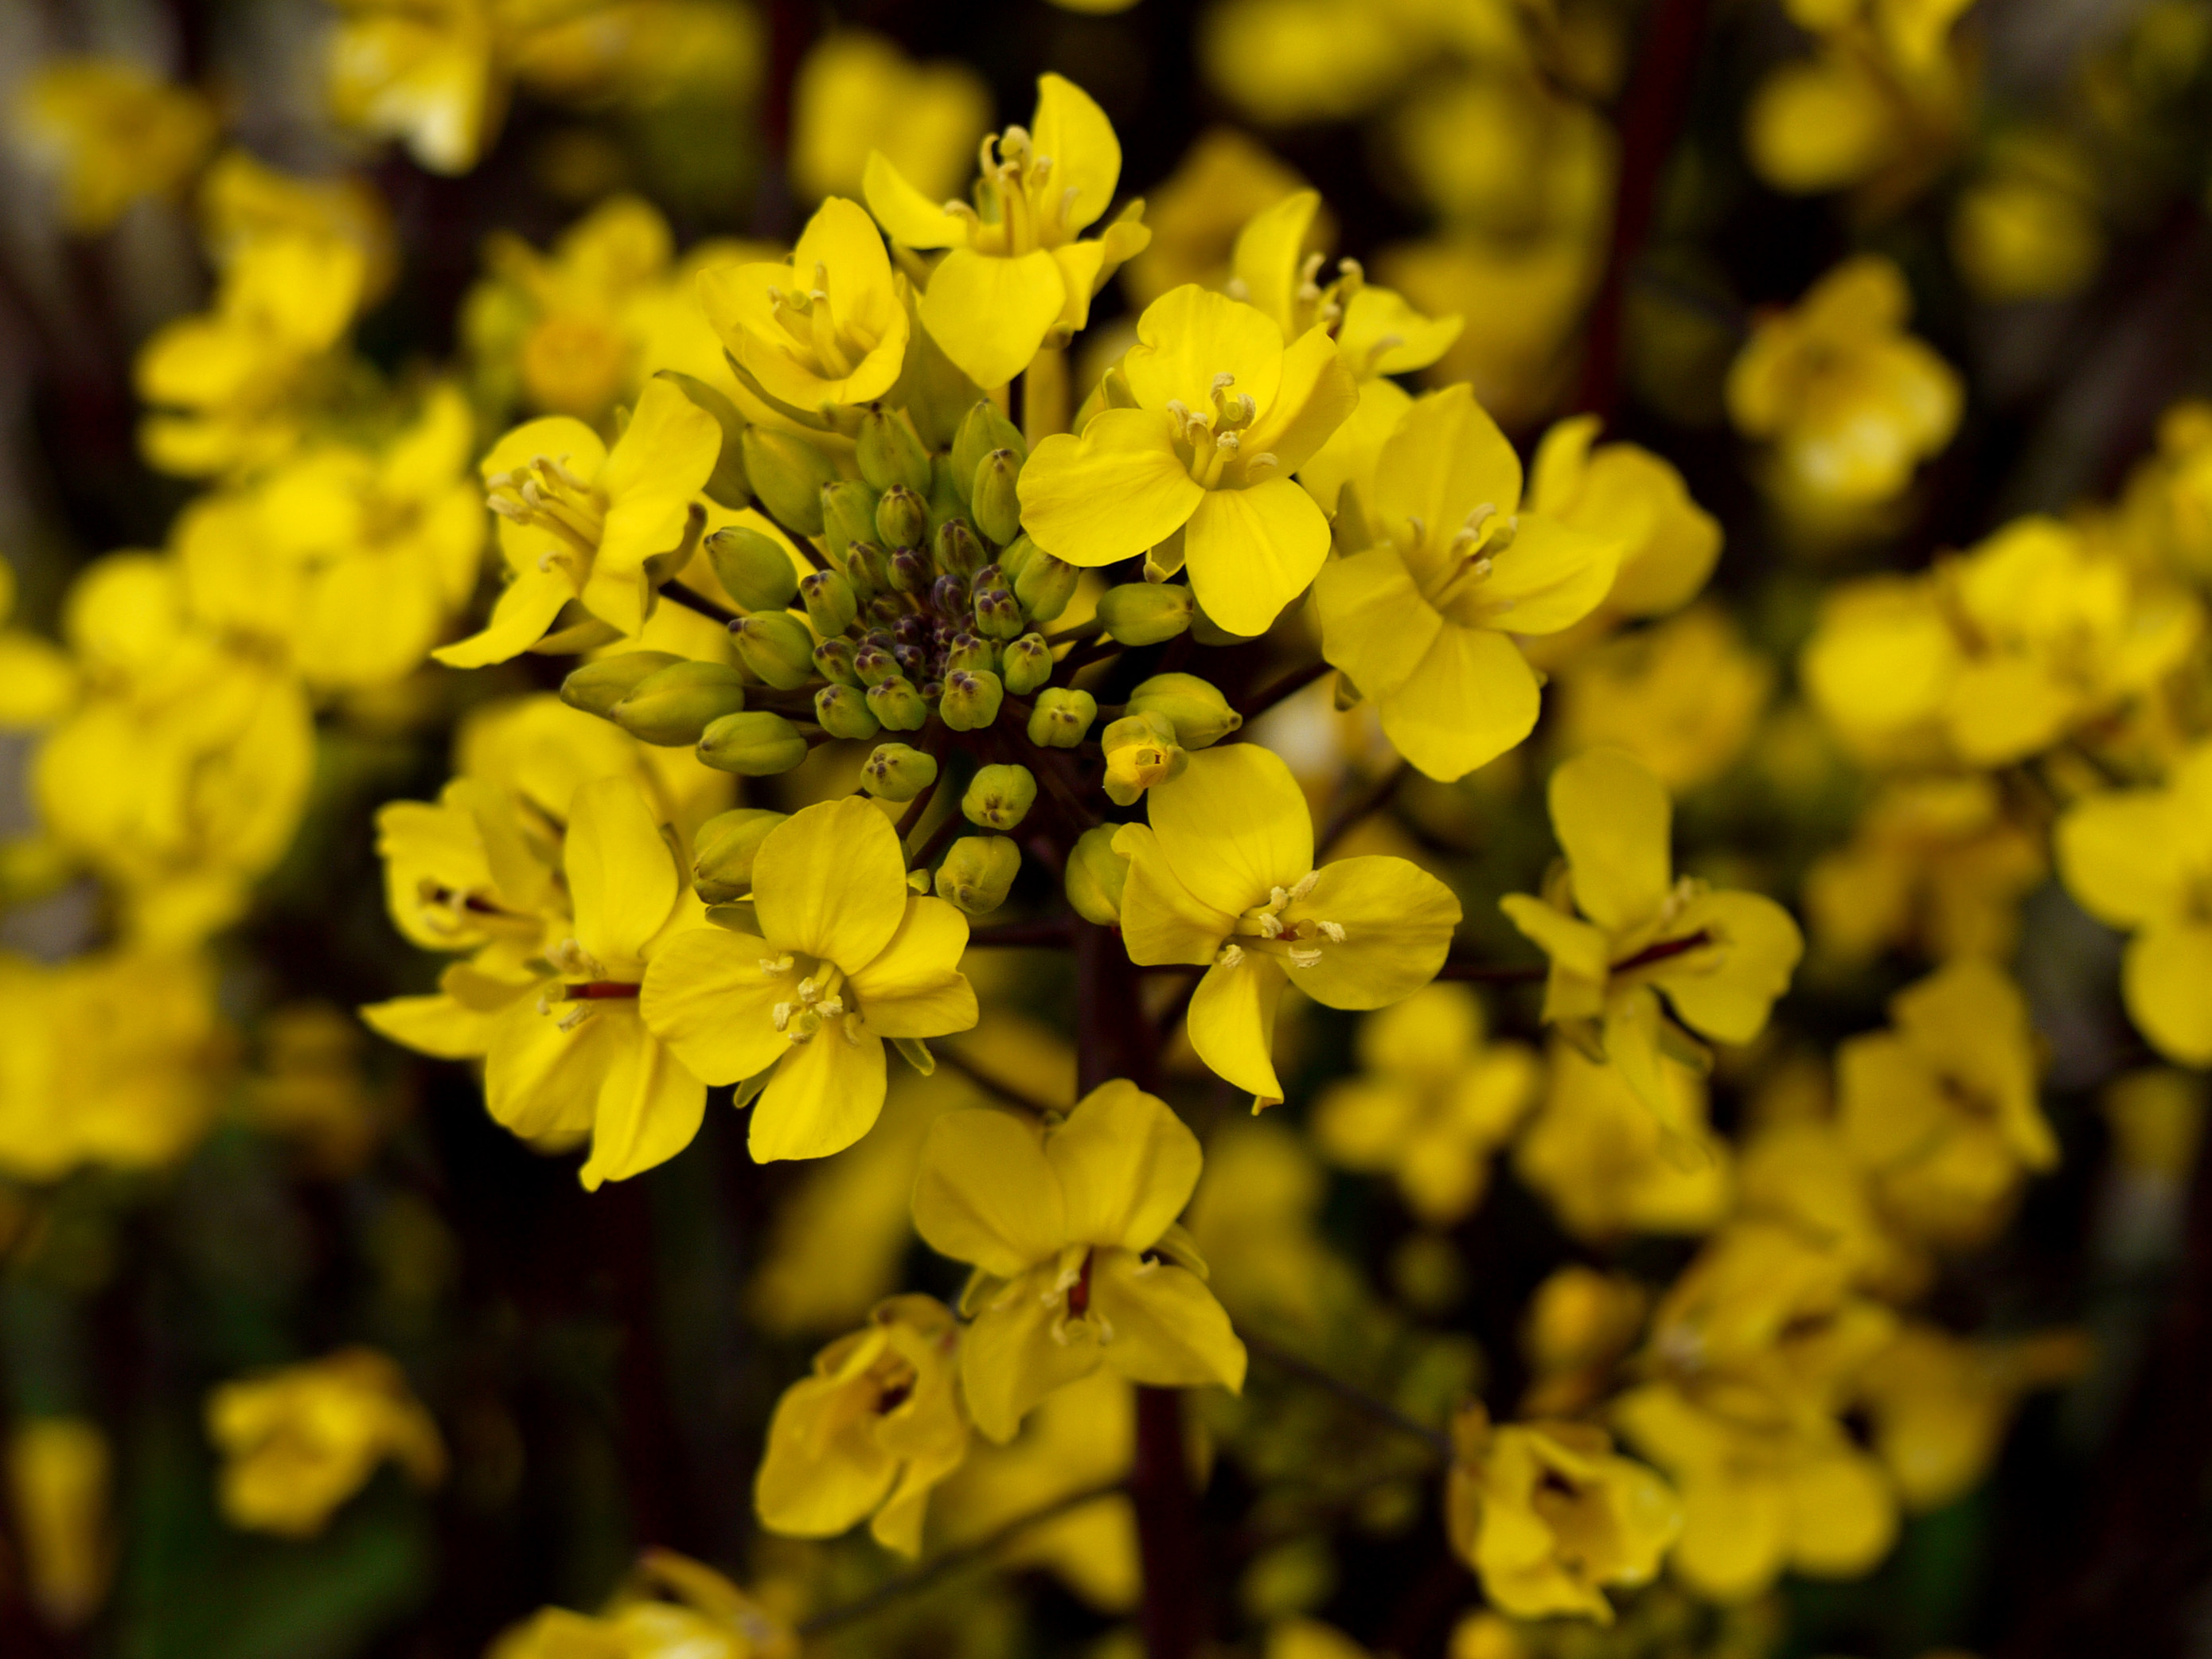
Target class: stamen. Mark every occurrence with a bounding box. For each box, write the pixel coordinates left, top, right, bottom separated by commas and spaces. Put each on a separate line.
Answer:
1287, 946, 1323, 968
1216, 943, 1246, 969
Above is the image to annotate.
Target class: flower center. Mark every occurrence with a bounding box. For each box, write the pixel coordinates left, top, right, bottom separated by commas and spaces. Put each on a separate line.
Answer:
762, 955, 860, 1046
951, 123, 1078, 257
1161, 372, 1278, 489
536, 936, 642, 1032
765, 260, 876, 381
1221, 871, 1347, 970
485, 453, 606, 571
1412, 502, 1520, 626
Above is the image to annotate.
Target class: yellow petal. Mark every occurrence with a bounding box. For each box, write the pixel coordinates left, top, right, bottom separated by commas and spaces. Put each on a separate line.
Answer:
638, 927, 791, 1085
847, 896, 977, 1038
1293, 856, 1462, 1010
1184, 476, 1331, 637
579, 1026, 707, 1189
1373, 623, 1541, 782
1313, 545, 1444, 701
961, 1277, 1101, 1443
359, 993, 496, 1060
1047, 1080, 1203, 1251
1019, 408, 1204, 568
565, 778, 677, 971
1651, 891, 1803, 1044
1373, 383, 1522, 552
2056, 790, 2183, 929
484, 998, 611, 1142
1125, 284, 1284, 416
1188, 951, 1288, 1103
1785, 1450, 1898, 1579
1090, 1251, 1246, 1391
1481, 514, 1620, 636
920, 247, 1067, 390
482, 416, 607, 486
1113, 822, 1238, 966
1032, 73, 1122, 236
752, 795, 907, 969
1336, 283, 1461, 377
913, 1109, 1067, 1277
1298, 374, 1409, 517
1499, 896, 1612, 984
2125, 924, 2212, 1066
594, 379, 720, 636
1231, 189, 1324, 336
1549, 749, 1671, 932
1239, 324, 1359, 476
863, 150, 968, 247
755, 1371, 898, 1537
1148, 744, 1313, 916
749, 1022, 888, 1161
431, 567, 574, 669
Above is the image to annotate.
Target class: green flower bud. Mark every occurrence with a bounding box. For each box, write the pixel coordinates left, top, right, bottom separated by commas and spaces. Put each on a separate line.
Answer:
875, 484, 927, 551
1097, 582, 1195, 645
866, 674, 930, 731
1026, 686, 1096, 748
934, 517, 984, 578
1127, 672, 1244, 748
813, 637, 860, 686
1064, 823, 1128, 926
739, 427, 836, 536
853, 643, 901, 686
995, 532, 1039, 583
927, 451, 967, 536
971, 448, 1024, 545
800, 568, 858, 637
731, 610, 816, 689
962, 763, 1036, 830
1001, 632, 1052, 696
813, 682, 882, 740
943, 632, 998, 676
939, 668, 1004, 731
1014, 551, 1078, 623
858, 408, 932, 495
698, 710, 809, 775
973, 586, 1024, 640
843, 541, 891, 599
934, 834, 1020, 915
704, 527, 799, 613
821, 479, 880, 564
1101, 711, 1184, 806
611, 660, 748, 746
657, 371, 751, 509
952, 399, 1025, 498
692, 807, 786, 903
560, 650, 682, 717
860, 742, 938, 801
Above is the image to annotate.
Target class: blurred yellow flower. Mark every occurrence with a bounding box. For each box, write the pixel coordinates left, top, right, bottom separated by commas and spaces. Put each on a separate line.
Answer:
199, 148, 400, 306
1371, 233, 1601, 429
13, 57, 214, 233
790, 32, 990, 205
1556, 606, 1772, 791
1520, 1267, 1648, 1418
1726, 256, 1960, 509
7, 1419, 111, 1629
1514, 1044, 1734, 1241
208, 1349, 444, 1536
1124, 129, 1311, 309
1527, 416, 1722, 621
911, 1079, 1245, 1442
1856, 1323, 2088, 1512
1951, 134, 2104, 302
491, 1549, 794, 1658
1114, 744, 1460, 1104
1313, 984, 1539, 1224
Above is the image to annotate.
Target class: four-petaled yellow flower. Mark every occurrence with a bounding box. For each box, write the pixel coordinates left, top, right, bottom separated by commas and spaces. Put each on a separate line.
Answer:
2057, 740, 2212, 1065
642, 796, 977, 1162
14, 57, 216, 234
206, 1349, 445, 1537
491, 1551, 794, 1659
755, 1294, 969, 1556
700, 197, 911, 415
439, 374, 720, 664
866, 74, 1150, 390
1501, 749, 1802, 1117
1445, 1402, 1680, 1624
1115, 744, 1461, 1107
911, 1079, 1246, 1442
1314, 384, 1621, 779
1020, 285, 1357, 637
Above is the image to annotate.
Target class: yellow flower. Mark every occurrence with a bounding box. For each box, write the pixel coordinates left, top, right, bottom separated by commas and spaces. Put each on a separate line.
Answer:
1738, 1119, 1929, 1302
1555, 606, 1773, 793
1022, 284, 1357, 635
199, 148, 399, 306
789, 32, 989, 205
1313, 384, 1620, 780
438, 374, 721, 664
2057, 744, 2212, 1064
1198, 0, 1445, 126
1122, 128, 1311, 309
491, 1550, 794, 1659
699, 197, 911, 414
1513, 1044, 1734, 1241
1114, 744, 1461, 1105
1501, 749, 1802, 1116
1520, 1267, 1648, 1418
1743, 0, 1969, 199
1726, 256, 1961, 509
911, 1079, 1246, 1442
207, 1349, 444, 1536
1613, 1379, 1898, 1602
1184, 1120, 1366, 1337
135, 231, 365, 478
1312, 984, 1539, 1224
1856, 1323, 2088, 1513
1445, 1403, 1680, 1624
1836, 959, 2054, 1249
1527, 416, 1722, 621
755, 1294, 969, 1556
14, 57, 216, 233
866, 73, 1151, 389
1950, 133, 2104, 303
642, 795, 977, 1162
6, 1420, 111, 1629
327, 0, 505, 175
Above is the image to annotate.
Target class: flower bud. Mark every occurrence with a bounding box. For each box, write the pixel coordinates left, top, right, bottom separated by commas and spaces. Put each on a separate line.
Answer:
939, 668, 1004, 731
611, 660, 749, 746
887, 546, 930, 594
698, 710, 809, 775
952, 399, 1026, 497
1001, 632, 1052, 696
843, 541, 890, 599
559, 650, 682, 717
852, 642, 900, 686
730, 611, 816, 689
876, 484, 927, 551
930, 572, 970, 617
934, 517, 984, 578
860, 743, 938, 801
813, 682, 882, 740
973, 586, 1024, 640
692, 807, 786, 903
1014, 552, 1078, 623
1097, 582, 1194, 645
821, 479, 880, 564
1101, 711, 1184, 806
934, 834, 1020, 915
1026, 686, 1096, 748
813, 637, 860, 686
970, 449, 1024, 545
739, 428, 836, 536
1064, 824, 1128, 926
858, 408, 933, 496
704, 527, 799, 612
995, 532, 1039, 582
799, 568, 858, 637
865, 674, 930, 731
943, 632, 997, 676
962, 763, 1036, 831
1127, 672, 1243, 748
